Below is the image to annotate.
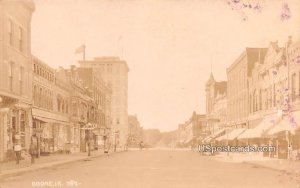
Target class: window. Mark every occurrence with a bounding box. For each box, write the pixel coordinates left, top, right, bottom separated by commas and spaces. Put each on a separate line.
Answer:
66, 104, 69, 114
9, 62, 14, 91
62, 100, 65, 113
19, 66, 24, 95
50, 92, 53, 110
39, 88, 42, 107
33, 85, 37, 105
292, 73, 296, 102
18, 27, 23, 52
8, 20, 13, 46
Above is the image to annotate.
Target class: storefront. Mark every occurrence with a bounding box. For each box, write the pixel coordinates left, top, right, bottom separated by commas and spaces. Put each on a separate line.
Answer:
32, 108, 70, 155
0, 103, 31, 161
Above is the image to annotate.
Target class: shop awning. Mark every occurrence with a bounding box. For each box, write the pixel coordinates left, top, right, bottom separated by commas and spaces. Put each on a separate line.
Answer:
215, 134, 226, 141
33, 116, 57, 123
92, 130, 100, 135
227, 128, 246, 140
238, 114, 279, 139
202, 128, 226, 142
33, 116, 69, 124
215, 128, 246, 141
267, 111, 300, 135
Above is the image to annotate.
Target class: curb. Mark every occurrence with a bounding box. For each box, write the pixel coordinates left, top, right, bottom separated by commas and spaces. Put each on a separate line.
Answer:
242, 161, 287, 173
0, 150, 125, 180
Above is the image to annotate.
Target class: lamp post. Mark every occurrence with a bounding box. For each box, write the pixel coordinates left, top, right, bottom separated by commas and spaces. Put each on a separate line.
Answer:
225, 123, 231, 157
86, 123, 92, 156
114, 130, 118, 152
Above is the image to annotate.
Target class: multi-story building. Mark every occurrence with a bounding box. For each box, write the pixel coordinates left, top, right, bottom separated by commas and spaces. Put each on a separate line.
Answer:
32, 56, 71, 154
205, 73, 227, 134
79, 57, 129, 149
0, 0, 35, 161
177, 112, 206, 147
59, 67, 94, 152
288, 38, 300, 111
287, 37, 300, 154
72, 66, 112, 149
128, 115, 143, 147
226, 48, 267, 128
246, 42, 286, 128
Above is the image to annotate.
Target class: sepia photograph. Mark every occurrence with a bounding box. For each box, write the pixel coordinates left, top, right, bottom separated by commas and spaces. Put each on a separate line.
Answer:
0, 0, 300, 187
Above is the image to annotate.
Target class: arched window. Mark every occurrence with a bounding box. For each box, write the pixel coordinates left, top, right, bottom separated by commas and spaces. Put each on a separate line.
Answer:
33, 85, 37, 105
57, 95, 61, 112
39, 88, 42, 107
259, 89, 262, 110
249, 94, 252, 113
50, 92, 53, 110
253, 90, 256, 112
62, 100, 65, 113
46, 90, 50, 109
66, 103, 69, 114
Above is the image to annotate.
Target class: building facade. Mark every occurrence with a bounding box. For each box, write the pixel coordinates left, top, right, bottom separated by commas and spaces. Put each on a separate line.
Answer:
247, 42, 286, 128
177, 112, 206, 147
205, 73, 227, 134
226, 48, 267, 128
128, 115, 143, 148
0, 0, 35, 161
71, 66, 112, 150
79, 57, 129, 149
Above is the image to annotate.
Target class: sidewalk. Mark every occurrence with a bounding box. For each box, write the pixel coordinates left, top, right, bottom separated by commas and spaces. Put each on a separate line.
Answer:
0, 149, 123, 179
209, 152, 300, 177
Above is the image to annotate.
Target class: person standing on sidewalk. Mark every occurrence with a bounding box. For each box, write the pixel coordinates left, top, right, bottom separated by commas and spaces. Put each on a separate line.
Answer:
14, 133, 22, 164
104, 139, 110, 157
29, 142, 37, 164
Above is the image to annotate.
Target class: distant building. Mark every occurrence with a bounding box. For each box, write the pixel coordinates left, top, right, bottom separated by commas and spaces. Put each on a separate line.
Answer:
176, 112, 206, 147
205, 73, 227, 134
79, 57, 129, 149
143, 129, 161, 147
128, 115, 143, 147
0, 0, 35, 161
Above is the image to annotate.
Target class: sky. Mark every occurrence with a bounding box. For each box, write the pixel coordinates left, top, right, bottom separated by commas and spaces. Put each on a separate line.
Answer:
31, 0, 300, 132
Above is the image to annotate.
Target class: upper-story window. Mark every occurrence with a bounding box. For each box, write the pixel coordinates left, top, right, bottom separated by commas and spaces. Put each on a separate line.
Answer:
291, 73, 296, 102
8, 20, 13, 46
18, 27, 23, 52
19, 66, 24, 95
9, 62, 14, 91
33, 85, 37, 105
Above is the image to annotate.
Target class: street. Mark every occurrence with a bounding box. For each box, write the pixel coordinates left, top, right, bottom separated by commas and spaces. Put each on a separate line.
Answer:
0, 150, 299, 188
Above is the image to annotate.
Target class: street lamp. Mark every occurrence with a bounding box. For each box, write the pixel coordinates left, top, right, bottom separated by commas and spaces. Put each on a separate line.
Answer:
114, 130, 119, 152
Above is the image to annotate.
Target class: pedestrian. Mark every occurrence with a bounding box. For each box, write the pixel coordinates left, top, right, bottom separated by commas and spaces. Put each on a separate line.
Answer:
139, 141, 144, 150
29, 142, 37, 164
104, 140, 110, 157
288, 143, 293, 161
14, 142, 22, 164
14, 133, 22, 164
